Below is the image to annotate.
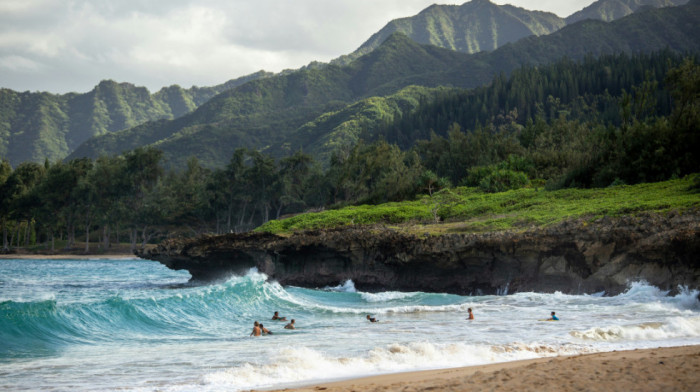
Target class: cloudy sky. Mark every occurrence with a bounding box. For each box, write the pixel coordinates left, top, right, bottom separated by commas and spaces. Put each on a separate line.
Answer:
0, 0, 595, 94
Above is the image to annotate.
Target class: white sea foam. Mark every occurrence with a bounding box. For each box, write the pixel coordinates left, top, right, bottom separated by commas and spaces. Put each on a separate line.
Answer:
243, 267, 268, 282
200, 342, 587, 391
360, 291, 420, 302
669, 286, 700, 310
0, 292, 56, 303
324, 279, 357, 292
570, 316, 700, 341
279, 294, 471, 315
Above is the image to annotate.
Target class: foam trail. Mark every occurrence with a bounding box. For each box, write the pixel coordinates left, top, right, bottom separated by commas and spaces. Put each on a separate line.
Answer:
360, 291, 421, 303
571, 316, 700, 342
201, 342, 590, 391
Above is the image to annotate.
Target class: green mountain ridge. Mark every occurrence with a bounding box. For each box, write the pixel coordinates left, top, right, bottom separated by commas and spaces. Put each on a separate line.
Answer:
333, 0, 566, 66
566, 0, 689, 24
66, 1, 700, 169
287, 86, 457, 164
1, 0, 697, 168
0, 71, 271, 166
333, 0, 692, 67
68, 34, 483, 168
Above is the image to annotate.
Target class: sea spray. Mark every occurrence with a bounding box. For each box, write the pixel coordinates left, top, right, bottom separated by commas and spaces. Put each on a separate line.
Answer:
324, 279, 357, 292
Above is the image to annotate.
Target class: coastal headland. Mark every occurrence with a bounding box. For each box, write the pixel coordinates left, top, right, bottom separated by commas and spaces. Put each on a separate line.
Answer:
137, 210, 700, 295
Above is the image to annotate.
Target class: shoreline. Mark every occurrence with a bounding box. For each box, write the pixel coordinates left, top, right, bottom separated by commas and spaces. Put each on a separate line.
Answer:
262, 345, 700, 392
0, 253, 138, 260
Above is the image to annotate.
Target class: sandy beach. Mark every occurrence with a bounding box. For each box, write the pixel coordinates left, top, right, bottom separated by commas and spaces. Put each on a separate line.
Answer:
265, 345, 700, 392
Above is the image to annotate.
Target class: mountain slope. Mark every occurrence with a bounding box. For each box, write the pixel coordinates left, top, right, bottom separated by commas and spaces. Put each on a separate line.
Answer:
486, 0, 699, 74
0, 71, 271, 166
68, 1, 700, 169
334, 0, 565, 66
69, 34, 482, 168
287, 85, 456, 163
566, 0, 688, 24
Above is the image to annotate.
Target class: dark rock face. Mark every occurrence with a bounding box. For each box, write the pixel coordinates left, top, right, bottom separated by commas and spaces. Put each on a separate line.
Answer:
137, 211, 700, 295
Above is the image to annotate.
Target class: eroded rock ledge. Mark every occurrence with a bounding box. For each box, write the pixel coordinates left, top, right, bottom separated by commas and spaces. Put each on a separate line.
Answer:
136, 211, 700, 295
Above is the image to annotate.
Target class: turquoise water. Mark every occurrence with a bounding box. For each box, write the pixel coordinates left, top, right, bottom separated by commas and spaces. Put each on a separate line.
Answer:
1, 257, 699, 391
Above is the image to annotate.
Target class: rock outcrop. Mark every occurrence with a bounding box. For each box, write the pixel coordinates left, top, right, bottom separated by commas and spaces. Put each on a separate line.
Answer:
136, 211, 700, 295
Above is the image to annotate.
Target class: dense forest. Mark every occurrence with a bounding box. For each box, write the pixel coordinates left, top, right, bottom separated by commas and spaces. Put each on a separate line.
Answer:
0, 51, 698, 253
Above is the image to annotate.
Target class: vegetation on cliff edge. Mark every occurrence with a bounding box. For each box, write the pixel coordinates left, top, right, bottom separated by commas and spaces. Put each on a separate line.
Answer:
256, 176, 700, 234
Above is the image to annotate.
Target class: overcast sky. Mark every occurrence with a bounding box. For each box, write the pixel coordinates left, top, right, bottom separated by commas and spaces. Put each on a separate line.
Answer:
0, 0, 595, 94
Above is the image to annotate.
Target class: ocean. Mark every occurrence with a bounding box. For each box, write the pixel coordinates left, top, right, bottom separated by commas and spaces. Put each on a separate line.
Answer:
1, 257, 699, 391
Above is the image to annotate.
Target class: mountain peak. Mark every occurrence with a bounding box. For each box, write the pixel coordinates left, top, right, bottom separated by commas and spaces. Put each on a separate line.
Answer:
332, 0, 565, 66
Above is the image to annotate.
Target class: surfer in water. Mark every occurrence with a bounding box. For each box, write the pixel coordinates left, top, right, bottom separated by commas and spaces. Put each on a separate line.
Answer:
366, 315, 378, 323
284, 319, 296, 329
467, 308, 474, 320
548, 311, 559, 321
272, 311, 287, 321
250, 321, 262, 337
260, 323, 272, 335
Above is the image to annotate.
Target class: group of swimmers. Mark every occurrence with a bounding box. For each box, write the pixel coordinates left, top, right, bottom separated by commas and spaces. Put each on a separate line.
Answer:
368, 307, 476, 323
250, 311, 296, 336
464, 309, 558, 321
253, 309, 559, 335
464, 308, 558, 321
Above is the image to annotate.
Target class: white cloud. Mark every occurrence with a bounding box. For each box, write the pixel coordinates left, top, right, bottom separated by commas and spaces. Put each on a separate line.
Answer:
0, 0, 56, 15
0, 0, 596, 93
0, 55, 44, 72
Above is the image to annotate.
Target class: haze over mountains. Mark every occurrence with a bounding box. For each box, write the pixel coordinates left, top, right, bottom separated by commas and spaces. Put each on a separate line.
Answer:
0, 0, 697, 168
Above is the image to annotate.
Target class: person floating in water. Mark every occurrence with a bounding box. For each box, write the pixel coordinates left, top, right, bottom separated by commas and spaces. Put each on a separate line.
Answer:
272, 311, 287, 321
548, 311, 559, 321
260, 323, 272, 335
284, 319, 296, 329
250, 321, 262, 337
366, 315, 378, 323
467, 308, 474, 320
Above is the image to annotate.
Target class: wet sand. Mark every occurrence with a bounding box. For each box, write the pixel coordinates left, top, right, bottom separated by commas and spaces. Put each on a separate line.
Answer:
264, 345, 700, 392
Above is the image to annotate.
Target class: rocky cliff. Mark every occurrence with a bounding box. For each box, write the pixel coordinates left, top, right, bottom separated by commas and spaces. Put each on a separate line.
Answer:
136, 211, 700, 295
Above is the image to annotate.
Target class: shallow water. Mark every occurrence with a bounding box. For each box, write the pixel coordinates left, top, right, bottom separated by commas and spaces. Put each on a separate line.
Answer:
1, 258, 699, 391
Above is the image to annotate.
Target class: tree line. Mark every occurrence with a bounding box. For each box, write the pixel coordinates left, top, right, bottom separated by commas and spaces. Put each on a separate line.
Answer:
0, 51, 697, 252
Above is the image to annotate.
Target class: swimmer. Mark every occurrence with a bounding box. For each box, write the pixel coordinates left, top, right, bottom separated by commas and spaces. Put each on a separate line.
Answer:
272, 311, 287, 321
260, 323, 272, 335
284, 319, 296, 329
548, 311, 559, 321
467, 308, 474, 320
250, 321, 261, 337
366, 315, 378, 323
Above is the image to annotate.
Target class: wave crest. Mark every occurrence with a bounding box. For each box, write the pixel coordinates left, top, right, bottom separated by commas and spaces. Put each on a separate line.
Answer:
571, 316, 700, 341
201, 341, 583, 391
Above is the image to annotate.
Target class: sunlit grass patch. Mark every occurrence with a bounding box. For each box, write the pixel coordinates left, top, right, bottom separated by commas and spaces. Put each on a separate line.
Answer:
256, 176, 700, 235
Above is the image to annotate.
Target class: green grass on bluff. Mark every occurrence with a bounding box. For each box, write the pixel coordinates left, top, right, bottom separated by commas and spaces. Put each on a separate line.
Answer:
257, 176, 700, 235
